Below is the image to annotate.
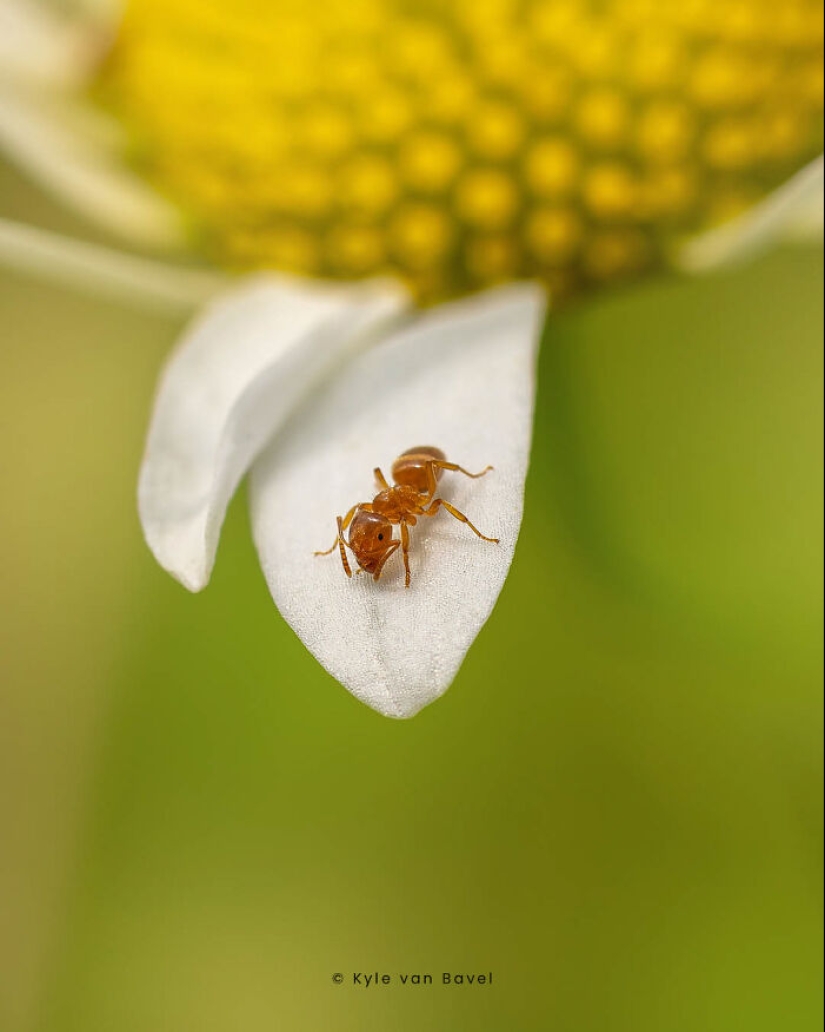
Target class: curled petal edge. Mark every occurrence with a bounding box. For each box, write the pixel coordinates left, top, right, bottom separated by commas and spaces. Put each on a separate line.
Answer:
138, 274, 410, 592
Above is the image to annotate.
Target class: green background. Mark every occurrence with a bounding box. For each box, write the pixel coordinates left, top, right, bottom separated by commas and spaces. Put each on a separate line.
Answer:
1, 160, 821, 1031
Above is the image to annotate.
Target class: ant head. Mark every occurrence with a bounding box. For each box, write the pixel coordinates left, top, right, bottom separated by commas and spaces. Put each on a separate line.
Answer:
349, 511, 395, 573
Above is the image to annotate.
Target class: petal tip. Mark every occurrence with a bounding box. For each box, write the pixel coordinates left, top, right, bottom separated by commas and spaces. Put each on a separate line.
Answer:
137, 496, 214, 593
352, 683, 447, 720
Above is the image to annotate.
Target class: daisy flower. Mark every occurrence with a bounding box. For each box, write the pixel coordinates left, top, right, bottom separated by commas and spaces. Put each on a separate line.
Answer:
0, 0, 821, 715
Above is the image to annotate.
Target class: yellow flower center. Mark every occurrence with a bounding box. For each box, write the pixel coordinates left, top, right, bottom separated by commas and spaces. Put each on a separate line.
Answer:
101, 0, 823, 302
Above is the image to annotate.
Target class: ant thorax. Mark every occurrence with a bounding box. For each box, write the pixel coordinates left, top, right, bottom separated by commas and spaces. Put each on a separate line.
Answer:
372, 486, 424, 522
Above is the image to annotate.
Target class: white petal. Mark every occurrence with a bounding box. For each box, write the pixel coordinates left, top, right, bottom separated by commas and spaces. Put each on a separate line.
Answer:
678, 156, 824, 273
249, 285, 546, 719
0, 216, 226, 312
0, 0, 102, 89
0, 88, 186, 249
139, 275, 410, 592
71, 0, 124, 28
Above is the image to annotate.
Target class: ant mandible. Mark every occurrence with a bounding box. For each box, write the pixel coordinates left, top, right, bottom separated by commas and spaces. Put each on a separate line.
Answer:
314, 446, 499, 588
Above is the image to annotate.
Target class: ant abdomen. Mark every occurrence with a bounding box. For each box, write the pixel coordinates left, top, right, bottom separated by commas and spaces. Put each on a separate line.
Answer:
391, 446, 446, 492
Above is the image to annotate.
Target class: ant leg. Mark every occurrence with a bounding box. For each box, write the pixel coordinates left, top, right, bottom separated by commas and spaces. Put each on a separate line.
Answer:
422, 498, 499, 543
400, 522, 412, 588
313, 505, 359, 556
374, 467, 390, 490
335, 515, 353, 577
420, 459, 494, 498
431, 460, 494, 479
372, 540, 400, 581
314, 536, 342, 556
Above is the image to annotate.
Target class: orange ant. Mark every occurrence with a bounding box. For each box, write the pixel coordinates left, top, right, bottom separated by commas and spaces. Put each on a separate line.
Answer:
314, 446, 499, 588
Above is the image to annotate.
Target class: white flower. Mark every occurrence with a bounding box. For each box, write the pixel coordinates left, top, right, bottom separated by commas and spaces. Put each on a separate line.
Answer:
139, 275, 545, 717
0, 0, 821, 716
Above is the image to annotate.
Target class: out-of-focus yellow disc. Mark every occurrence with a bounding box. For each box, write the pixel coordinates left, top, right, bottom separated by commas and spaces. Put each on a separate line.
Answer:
102, 0, 824, 302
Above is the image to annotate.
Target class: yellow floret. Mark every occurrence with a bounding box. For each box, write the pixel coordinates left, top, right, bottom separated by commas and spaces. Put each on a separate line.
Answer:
101, 0, 824, 302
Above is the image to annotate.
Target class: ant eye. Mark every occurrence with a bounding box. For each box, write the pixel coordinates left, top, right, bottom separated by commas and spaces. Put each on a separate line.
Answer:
378, 533, 384, 540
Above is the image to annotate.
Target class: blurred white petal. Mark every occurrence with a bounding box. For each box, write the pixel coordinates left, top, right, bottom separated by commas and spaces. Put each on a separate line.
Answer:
249, 285, 546, 718
0, 0, 102, 88
71, 0, 124, 27
678, 156, 824, 273
0, 88, 186, 248
139, 276, 410, 592
0, 216, 226, 311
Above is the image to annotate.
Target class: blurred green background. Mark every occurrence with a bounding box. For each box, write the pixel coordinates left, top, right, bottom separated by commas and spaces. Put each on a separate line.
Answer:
0, 158, 821, 1032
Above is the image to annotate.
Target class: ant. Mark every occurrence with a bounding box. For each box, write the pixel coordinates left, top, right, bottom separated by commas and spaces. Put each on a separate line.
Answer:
314, 446, 499, 588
